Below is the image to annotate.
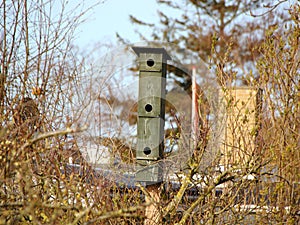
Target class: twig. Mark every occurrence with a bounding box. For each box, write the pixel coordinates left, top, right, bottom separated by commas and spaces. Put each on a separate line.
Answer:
250, 0, 287, 17
19, 126, 87, 152
163, 172, 192, 218
84, 204, 147, 224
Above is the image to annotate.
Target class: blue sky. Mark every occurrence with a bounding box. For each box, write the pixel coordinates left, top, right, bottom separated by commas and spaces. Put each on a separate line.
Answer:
73, 0, 160, 47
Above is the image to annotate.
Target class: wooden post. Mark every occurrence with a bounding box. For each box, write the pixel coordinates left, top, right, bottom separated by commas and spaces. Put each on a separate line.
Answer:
144, 184, 161, 225
191, 66, 200, 150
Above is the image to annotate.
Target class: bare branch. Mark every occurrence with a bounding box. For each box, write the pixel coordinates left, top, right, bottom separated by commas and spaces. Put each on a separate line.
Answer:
19, 126, 87, 151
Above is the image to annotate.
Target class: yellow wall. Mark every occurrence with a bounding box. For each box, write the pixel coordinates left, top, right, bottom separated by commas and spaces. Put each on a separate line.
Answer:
219, 87, 261, 167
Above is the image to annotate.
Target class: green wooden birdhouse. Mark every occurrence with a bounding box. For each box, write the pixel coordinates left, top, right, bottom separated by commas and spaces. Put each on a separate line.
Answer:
132, 46, 171, 185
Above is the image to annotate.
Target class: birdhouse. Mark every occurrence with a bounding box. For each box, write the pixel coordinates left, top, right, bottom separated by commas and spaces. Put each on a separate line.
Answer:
132, 47, 171, 184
